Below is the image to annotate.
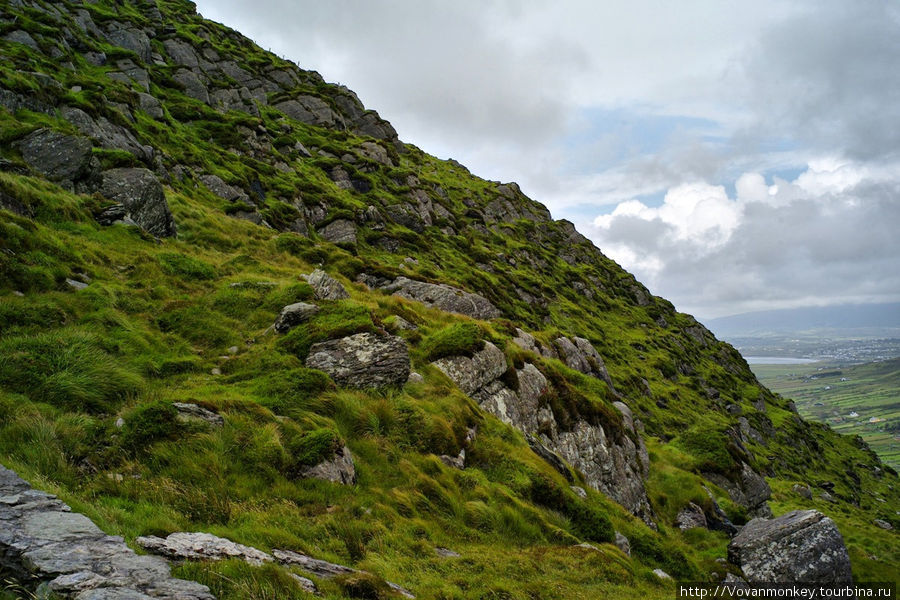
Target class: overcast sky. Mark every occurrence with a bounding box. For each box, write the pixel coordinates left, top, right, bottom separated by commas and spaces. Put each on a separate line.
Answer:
195, 0, 900, 321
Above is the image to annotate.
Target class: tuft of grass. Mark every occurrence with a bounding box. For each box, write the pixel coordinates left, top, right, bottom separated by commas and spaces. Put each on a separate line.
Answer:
420, 322, 484, 362
0, 329, 143, 413
158, 252, 217, 280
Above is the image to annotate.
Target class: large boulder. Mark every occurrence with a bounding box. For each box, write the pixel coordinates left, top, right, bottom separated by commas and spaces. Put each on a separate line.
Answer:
554, 336, 616, 391
728, 510, 852, 584
381, 276, 501, 320
99, 168, 176, 237
17, 129, 94, 185
318, 218, 357, 246
305, 332, 410, 388
705, 462, 772, 518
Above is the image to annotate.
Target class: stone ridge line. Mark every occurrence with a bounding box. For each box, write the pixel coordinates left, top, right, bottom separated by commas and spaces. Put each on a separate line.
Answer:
0, 464, 214, 600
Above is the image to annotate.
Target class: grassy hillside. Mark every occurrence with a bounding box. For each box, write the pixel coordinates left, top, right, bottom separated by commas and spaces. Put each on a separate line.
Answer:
0, 1, 897, 598
752, 358, 900, 469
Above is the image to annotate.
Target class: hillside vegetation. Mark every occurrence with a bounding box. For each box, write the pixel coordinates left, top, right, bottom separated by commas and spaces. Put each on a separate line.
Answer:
0, 1, 897, 598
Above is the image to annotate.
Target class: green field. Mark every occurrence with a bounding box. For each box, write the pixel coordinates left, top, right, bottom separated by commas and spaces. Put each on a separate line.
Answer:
752, 358, 900, 469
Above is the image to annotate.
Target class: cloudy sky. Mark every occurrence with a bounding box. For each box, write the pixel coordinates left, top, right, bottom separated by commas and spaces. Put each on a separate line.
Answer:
195, 0, 900, 321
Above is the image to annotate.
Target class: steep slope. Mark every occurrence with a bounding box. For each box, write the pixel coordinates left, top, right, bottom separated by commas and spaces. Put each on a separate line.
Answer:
0, 1, 897, 598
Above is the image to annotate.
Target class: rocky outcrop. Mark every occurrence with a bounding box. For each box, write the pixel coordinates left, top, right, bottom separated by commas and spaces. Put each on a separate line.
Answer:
554, 336, 616, 391
274, 549, 414, 598
16, 129, 94, 186
273, 302, 319, 333
300, 445, 356, 485
432, 342, 654, 524
0, 465, 213, 599
728, 510, 852, 584
318, 218, 357, 246
99, 168, 176, 237
705, 462, 772, 518
304, 269, 350, 300
136, 532, 272, 566
306, 332, 410, 388
380, 276, 501, 320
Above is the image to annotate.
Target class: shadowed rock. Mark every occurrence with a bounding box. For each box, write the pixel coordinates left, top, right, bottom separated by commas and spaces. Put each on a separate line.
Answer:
99, 168, 175, 237
728, 509, 852, 584
300, 445, 356, 485
273, 302, 319, 333
17, 129, 94, 185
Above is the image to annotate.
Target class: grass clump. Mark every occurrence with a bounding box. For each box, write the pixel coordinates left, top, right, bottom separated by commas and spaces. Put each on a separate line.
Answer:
120, 401, 181, 452
277, 301, 376, 360
158, 252, 217, 280
0, 329, 143, 413
421, 322, 484, 361
254, 368, 334, 415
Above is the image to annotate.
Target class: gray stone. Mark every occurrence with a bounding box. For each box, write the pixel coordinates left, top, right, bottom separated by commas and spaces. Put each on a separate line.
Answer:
381, 276, 501, 320
273, 302, 319, 333
136, 531, 272, 566
391, 315, 417, 331
306, 332, 410, 389
200, 174, 250, 204
653, 569, 672, 580
432, 341, 507, 396
614, 531, 631, 556
728, 510, 852, 584
676, 502, 708, 530
407, 372, 425, 385
172, 403, 224, 427
66, 278, 89, 290
138, 93, 165, 120
3, 30, 39, 49
100, 168, 175, 237
17, 129, 93, 184
288, 573, 318, 594
793, 484, 813, 499
435, 547, 460, 558
554, 337, 616, 391
357, 141, 394, 166
275, 96, 343, 128
105, 27, 152, 63
570, 486, 587, 499
0, 465, 213, 599
162, 39, 199, 68
318, 219, 357, 246
304, 269, 350, 300
873, 519, 892, 530
705, 462, 771, 518
274, 548, 417, 597
300, 445, 356, 485
61, 107, 153, 163
173, 69, 209, 104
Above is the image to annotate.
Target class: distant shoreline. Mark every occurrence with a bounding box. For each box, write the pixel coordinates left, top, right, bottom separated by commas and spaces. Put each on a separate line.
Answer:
744, 356, 820, 365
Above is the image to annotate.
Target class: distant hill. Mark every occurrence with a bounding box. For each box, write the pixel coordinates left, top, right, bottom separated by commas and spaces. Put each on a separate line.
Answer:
704, 303, 900, 338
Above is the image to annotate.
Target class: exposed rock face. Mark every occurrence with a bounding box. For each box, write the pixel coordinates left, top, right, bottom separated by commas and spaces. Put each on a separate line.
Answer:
705, 462, 772, 518
728, 510, 852, 584
200, 174, 250, 204
554, 336, 616, 391
17, 129, 94, 185
304, 268, 350, 300
511, 328, 557, 359
99, 168, 175, 237
273, 302, 319, 333
0, 465, 213, 599
300, 445, 356, 485
318, 218, 357, 246
614, 531, 631, 556
432, 342, 654, 524
61, 106, 153, 162
381, 276, 501, 320
136, 532, 272, 566
306, 332, 410, 388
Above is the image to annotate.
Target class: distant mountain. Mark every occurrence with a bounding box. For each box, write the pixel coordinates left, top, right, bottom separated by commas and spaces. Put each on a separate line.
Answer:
703, 303, 900, 337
